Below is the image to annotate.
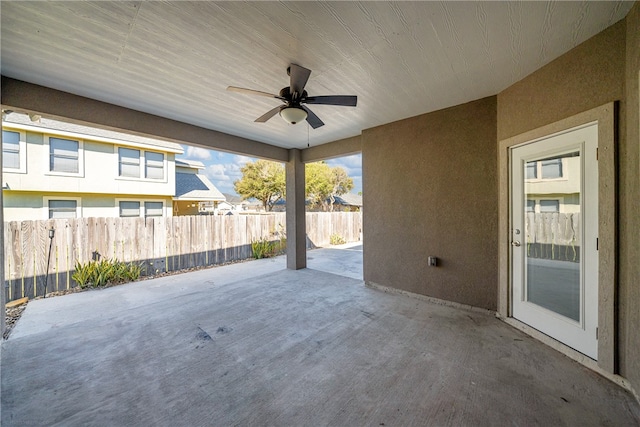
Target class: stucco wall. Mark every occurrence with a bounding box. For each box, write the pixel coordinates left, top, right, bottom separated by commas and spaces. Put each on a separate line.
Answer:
362, 9, 639, 395
498, 16, 639, 393
624, 1, 640, 398
3, 192, 173, 221
363, 96, 498, 310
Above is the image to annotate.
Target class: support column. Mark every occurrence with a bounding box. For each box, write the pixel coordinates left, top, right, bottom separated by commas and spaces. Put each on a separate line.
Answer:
285, 149, 306, 270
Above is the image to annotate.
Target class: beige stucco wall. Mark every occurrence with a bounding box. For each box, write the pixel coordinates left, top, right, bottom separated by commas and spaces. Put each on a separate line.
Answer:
363, 96, 498, 310
3, 192, 173, 221
498, 14, 639, 394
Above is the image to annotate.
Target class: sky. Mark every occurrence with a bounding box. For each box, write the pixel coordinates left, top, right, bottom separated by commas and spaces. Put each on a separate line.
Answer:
177, 145, 362, 197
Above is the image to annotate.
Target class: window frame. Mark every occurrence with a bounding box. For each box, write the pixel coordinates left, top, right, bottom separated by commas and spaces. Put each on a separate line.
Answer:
526, 197, 566, 214
115, 146, 166, 181
43, 196, 82, 219
118, 147, 141, 178
45, 135, 84, 177
525, 157, 569, 182
116, 198, 166, 218
144, 201, 164, 218
145, 151, 165, 180
2, 128, 27, 173
540, 158, 564, 179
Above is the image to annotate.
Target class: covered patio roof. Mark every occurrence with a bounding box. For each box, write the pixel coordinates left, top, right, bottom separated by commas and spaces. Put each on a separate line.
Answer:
0, 1, 633, 155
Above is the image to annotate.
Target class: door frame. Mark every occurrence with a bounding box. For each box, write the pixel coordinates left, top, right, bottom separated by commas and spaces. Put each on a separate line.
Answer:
498, 103, 616, 374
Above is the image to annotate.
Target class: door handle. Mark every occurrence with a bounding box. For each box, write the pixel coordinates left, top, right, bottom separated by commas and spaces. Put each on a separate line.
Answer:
511, 241, 521, 247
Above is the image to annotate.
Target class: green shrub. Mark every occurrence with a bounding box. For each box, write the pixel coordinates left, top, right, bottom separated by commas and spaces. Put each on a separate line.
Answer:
72, 260, 96, 289
273, 237, 287, 256
251, 235, 287, 259
251, 238, 274, 259
72, 258, 142, 288
330, 234, 346, 245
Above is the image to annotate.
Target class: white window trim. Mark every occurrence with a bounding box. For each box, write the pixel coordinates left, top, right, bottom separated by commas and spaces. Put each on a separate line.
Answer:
116, 198, 167, 218
143, 200, 166, 218
45, 134, 84, 177
525, 157, 569, 183
115, 146, 167, 182
43, 196, 82, 220
2, 128, 27, 174
528, 196, 567, 213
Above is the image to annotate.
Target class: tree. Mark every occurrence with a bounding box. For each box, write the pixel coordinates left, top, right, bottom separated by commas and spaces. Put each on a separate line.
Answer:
234, 160, 285, 211
305, 162, 333, 210
327, 166, 354, 211
305, 161, 354, 211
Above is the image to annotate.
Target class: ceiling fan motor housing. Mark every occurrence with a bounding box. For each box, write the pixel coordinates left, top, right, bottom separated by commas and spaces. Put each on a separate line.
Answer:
279, 87, 307, 104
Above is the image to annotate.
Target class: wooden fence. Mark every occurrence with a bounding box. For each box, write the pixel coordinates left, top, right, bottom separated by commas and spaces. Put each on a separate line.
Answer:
4, 212, 362, 302
525, 212, 581, 262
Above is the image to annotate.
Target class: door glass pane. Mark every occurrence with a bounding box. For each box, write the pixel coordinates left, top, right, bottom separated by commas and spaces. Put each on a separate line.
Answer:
524, 151, 580, 321
541, 158, 563, 178
539, 199, 559, 213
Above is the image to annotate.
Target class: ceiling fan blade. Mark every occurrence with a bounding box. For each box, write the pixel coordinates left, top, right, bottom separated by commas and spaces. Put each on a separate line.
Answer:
255, 106, 282, 123
304, 95, 357, 107
289, 64, 311, 97
301, 105, 324, 129
227, 86, 283, 100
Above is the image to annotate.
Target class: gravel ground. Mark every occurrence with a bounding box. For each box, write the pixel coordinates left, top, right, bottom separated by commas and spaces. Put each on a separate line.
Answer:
4, 305, 27, 339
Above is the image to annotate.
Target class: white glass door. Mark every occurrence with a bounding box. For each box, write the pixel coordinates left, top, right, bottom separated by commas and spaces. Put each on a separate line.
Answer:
511, 123, 598, 359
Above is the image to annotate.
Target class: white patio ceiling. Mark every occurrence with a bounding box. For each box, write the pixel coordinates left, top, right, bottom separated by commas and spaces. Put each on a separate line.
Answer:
0, 1, 633, 150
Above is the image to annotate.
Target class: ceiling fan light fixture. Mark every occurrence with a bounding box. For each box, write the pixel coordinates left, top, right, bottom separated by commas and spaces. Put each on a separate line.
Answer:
279, 107, 307, 125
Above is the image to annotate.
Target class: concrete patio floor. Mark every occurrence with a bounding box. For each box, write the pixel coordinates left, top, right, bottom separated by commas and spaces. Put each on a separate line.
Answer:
2, 243, 639, 426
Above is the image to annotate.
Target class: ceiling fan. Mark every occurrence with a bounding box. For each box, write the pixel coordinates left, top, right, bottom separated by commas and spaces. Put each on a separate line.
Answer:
227, 64, 357, 129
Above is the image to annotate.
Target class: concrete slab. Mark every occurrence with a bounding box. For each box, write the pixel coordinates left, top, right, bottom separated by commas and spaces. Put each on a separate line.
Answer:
306, 241, 363, 280
2, 246, 639, 426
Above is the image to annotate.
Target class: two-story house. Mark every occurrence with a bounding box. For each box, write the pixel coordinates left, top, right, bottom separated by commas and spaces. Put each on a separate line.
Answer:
525, 154, 580, 214
2, 112, 183, 221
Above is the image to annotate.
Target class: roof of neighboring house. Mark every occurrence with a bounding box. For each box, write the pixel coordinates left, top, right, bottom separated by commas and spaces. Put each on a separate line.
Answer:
222, 193, 244, 205
3, 112, 183, 154
175, 159, 205, 170
175, 172, 225, 201
332, 193, 362, 207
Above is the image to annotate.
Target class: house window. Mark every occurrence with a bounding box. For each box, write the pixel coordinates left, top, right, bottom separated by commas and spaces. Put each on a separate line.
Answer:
526, 200, 535, 212
145, 152, 164, 179
2, 130, 21, 170
119, 148, 140, 178
50, 137, 79, 173
541, 158, 563, 179
119, 201, 140, 218
118, 148, 165, 180
525, 161, 537, 179
48, 199, 78, 219
145, 201, 163, 217
539, 199, 560, 213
